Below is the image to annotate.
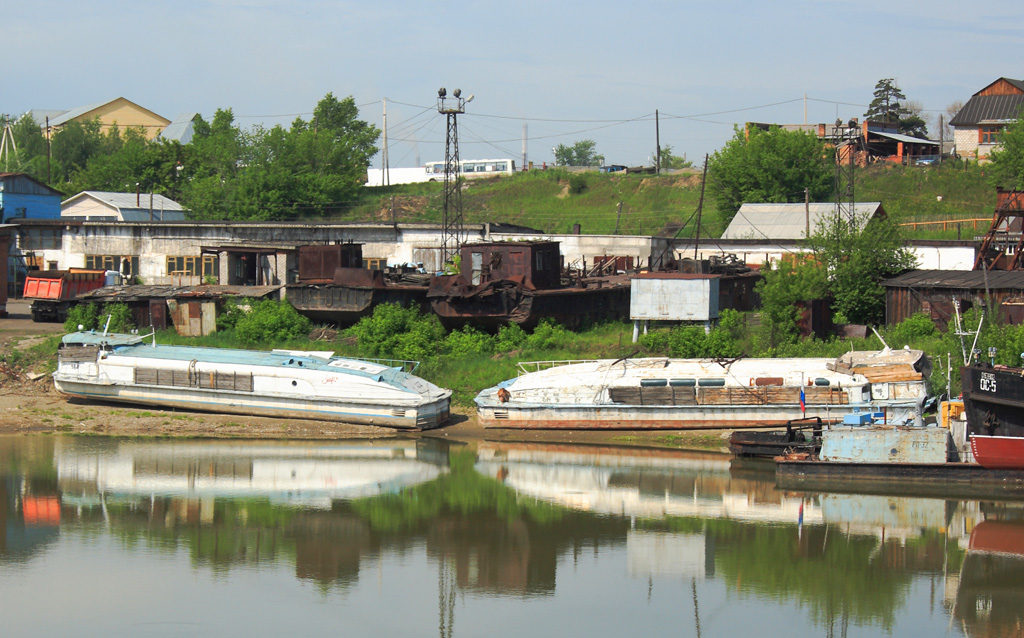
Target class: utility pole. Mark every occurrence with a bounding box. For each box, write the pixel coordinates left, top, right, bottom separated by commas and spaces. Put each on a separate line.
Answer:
522, 122, 527, 173
382, 98, 389, 186
655, 109, 661, 174
805, 187, 810, 238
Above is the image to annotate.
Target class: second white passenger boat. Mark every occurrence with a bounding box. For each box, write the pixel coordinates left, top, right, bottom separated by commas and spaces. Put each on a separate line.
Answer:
54, 331, 451, 429
475, 349, 930, 429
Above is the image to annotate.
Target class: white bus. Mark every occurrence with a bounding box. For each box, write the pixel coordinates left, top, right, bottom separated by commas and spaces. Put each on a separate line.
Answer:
424, 159, 517, 180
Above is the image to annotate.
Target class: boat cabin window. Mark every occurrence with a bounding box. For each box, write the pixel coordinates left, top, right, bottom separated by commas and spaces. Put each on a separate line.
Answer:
640, 379, 667, 387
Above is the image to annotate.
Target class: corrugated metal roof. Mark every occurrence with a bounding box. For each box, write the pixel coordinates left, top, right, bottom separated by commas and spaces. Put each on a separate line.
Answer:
721, 202, 882, 240
882, 269, 1024, 290
868, 130, 939, 145
78, 284, 281, 302
63, 191, 184, 212
158, 113, 199, 144
47, 101, 108, 127
950, 94, 1024, 126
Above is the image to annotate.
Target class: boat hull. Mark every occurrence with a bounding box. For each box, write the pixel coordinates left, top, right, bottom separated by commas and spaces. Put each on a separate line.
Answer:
55, 378, 449, 430
969, 435, 1024, 470
477, 402, 921, 430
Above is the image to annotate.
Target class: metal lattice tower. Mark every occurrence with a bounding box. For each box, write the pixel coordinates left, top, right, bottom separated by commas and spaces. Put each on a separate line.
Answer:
833, 119, 859, 227
437, 88, 471, 268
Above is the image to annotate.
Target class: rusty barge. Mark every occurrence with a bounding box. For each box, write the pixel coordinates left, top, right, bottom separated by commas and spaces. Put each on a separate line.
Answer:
286, 243, 430, 324
427, 240, 631, 329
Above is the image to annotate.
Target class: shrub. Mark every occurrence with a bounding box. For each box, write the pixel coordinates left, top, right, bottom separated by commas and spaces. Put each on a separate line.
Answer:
638, 330, 669, 354
217, 297, 253, 331
885, 312, 936, 347
101, 303, 135, 333
63, 302, 134, 333
234, 299, 312, 346
443, 325, 496, 357
524, 319, 571, 350
349, 303, 445, 361
496, 323, 527, 353
568, 173, 588, 195
64, 302, 100, 332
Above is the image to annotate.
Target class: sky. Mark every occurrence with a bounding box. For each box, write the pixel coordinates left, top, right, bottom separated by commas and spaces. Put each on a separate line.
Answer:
5, 0, 1024, 169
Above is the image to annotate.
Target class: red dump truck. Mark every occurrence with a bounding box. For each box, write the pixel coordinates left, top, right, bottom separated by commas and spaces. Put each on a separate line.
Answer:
23, 269, 113, 322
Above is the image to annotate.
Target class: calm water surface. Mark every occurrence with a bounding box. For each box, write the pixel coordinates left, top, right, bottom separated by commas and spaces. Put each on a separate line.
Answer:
1, 435, 1021, 638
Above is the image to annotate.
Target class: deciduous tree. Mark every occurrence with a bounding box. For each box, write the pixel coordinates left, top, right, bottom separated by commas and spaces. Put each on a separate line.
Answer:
988, 109, 1024, 189
707, 125, 832, 223
554, 140, 604, 167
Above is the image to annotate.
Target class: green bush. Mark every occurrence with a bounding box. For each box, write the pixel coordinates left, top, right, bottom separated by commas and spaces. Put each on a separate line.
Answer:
443, 325, 496, 357
638, 330, 669, 354
349, 303, 445, 361
496, 323, 527, 353
63, 302, 134, 333
234, 299, 312, 346
568, 173, 588, 195
217, 297, 253, 331
524, 319, 572, 350
64, 302, 99, 332
102, 303, 135, 333
885, 312, 937, 348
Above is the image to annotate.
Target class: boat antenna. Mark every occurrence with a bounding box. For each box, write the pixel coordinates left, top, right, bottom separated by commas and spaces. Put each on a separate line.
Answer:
611, 350, 641, 367
102, 314, 112, 336
952, 299, 984, 365
869, 325, 890, 352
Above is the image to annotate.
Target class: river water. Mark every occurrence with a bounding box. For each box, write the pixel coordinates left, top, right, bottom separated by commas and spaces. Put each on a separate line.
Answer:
1, 434, 1020, 638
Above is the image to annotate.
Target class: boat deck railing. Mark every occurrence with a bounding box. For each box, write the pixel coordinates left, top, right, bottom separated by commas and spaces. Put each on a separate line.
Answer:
363, 358, 420, 373
517, 360, 600, 376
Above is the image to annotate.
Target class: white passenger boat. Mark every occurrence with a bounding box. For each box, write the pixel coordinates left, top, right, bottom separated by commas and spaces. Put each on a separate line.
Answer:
54, 331, 451, 429
475, 349, 930, 430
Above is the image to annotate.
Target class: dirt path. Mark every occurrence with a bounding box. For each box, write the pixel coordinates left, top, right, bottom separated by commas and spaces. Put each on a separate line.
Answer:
0, 301, 733, 452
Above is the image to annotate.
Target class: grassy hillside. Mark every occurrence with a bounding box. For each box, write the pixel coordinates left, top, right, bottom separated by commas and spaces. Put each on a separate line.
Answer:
343, 162, 997, 240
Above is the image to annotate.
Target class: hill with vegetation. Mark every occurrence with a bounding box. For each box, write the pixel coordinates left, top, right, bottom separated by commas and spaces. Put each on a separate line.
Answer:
348, 162, 997, 241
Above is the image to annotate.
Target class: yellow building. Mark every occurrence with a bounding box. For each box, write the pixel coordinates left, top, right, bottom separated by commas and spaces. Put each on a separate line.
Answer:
34, 97, 171, 140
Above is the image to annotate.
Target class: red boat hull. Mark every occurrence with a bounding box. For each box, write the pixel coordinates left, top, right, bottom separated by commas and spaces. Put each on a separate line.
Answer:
970, 435, 1024, 470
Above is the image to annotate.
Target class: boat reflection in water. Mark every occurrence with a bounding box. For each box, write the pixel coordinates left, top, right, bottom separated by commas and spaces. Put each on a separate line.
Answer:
56, 438, 448, 509
952, 510, 1024, 637
2, 435, 1021, 637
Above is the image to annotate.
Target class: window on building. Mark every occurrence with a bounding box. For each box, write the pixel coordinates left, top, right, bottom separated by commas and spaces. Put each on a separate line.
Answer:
980, 126, 1004, 145
202, 255, 219, 279
86, 255, 139, 276
362, 258, 387, 270
19, 228, 62, 250
166, 256, 204, 276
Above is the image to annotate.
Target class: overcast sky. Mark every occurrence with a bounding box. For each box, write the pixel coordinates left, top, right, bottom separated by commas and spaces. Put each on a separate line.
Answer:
6, 0, 1023, 169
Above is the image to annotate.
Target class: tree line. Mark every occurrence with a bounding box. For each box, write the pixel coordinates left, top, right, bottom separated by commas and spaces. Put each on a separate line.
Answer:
3, 93, 380, 221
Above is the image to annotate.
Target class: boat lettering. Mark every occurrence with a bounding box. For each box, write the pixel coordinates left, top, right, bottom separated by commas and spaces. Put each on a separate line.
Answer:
979, 372, 997, 393
323, 376, 339, 384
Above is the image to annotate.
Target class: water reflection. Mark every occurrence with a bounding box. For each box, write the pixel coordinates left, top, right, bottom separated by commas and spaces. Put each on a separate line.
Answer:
1, 435, 1022, 637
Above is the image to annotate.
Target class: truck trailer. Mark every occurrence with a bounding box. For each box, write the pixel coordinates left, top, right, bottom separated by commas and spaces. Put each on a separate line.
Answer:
23, 269, 118, 322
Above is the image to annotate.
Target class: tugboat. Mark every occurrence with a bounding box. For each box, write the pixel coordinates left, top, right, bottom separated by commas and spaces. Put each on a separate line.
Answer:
962, 347, 1024, 470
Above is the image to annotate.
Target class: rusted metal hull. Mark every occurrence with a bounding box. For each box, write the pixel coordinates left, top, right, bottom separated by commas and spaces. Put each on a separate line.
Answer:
286, 284, 428, 325
430, 283, 631, 330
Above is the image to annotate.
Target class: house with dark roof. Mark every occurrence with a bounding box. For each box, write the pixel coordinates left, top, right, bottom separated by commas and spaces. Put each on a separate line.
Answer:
949, 77, 1024, 161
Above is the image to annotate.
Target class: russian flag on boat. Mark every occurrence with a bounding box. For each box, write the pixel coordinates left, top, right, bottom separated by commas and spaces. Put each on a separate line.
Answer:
799, 387, 806, 413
